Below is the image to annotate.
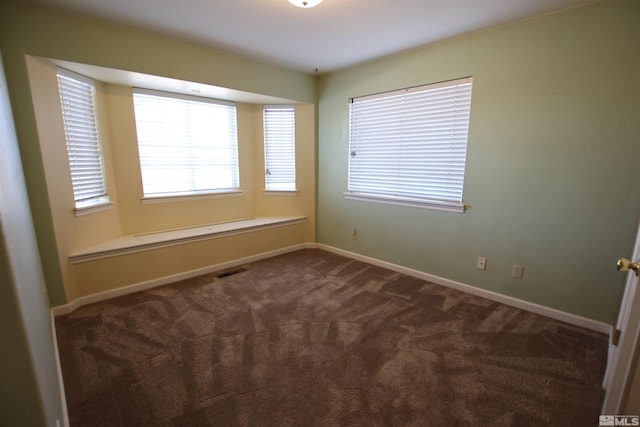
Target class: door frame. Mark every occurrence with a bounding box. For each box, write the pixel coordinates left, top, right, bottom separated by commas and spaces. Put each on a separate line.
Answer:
602, 213, 640, 413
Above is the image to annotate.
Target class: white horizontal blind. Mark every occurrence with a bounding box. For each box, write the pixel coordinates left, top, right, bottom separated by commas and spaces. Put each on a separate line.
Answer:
133, 90, 239, 198
57, 69, 108, 208
263, 105, 296, 191
348, 77, 472, 211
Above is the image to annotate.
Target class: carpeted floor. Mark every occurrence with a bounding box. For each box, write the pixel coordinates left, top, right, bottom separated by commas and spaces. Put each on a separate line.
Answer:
55, 249, 608, 426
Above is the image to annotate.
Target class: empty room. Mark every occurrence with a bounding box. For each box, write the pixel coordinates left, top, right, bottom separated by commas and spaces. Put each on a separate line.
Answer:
0, 0, 639, 425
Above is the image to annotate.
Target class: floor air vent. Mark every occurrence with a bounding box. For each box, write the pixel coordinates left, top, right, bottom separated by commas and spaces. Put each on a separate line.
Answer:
216, 267, 247, 279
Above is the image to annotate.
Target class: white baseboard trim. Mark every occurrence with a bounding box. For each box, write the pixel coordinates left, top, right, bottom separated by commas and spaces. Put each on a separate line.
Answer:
317, 244, 610, 334
52, 243, 314, 316
50, 311, 69, 427
52, 241, 609, 334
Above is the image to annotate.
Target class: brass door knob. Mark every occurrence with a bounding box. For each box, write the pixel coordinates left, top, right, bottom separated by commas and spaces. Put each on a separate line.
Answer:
617, 258, 640, 276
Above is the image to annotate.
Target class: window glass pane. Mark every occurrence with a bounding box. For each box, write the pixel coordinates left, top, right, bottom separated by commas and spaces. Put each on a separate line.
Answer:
264, 105, 296, 191
133, 90, 239, 198
57, 68, 108, 209
348, 77, 472, 211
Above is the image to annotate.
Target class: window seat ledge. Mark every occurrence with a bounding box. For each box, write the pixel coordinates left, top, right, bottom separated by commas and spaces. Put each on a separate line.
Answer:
69, 216, 306, 264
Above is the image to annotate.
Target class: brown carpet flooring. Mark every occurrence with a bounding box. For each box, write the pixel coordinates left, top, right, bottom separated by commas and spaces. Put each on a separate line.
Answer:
55, 249, 608, 426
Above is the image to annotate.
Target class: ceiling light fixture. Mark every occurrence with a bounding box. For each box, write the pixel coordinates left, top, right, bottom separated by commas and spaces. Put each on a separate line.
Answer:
288, 0, 323, 8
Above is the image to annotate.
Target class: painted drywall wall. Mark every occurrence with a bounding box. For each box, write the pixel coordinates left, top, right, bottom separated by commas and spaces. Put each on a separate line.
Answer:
317, 0, 640, 323
0, 1, 317, 305
105, 89, 257, 235
26, 55, 123, 302
255, 103, 317, 243
102, 90, 316, 238
0, 52, 63, 427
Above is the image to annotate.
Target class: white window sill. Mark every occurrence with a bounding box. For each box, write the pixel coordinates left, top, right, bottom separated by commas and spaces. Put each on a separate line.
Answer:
74, 201, 113, 217
344, 192, 465, 213
263, 190, 298, 196
141, 191, 243, 204
68, 216, 306, 263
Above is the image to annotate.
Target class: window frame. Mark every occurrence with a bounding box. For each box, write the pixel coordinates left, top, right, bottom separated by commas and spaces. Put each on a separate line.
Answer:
132, 88, 240, 200
56, 68, 110, 212
346, 77, 473, 213
263, 104, 297, 193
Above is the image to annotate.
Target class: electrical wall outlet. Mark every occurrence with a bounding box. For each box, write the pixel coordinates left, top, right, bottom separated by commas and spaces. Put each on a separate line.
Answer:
351, 227, 357, 239
477, 257, 486, 270
512, 264, 524, 279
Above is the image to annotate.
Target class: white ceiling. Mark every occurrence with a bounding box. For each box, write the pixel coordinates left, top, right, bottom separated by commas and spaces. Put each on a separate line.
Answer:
28, 0, 598, 74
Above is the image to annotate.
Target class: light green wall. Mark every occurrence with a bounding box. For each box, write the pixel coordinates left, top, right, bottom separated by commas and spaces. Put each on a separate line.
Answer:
0, 52, 63, 427
317, 0, 640, 323
0, 1, 317, 306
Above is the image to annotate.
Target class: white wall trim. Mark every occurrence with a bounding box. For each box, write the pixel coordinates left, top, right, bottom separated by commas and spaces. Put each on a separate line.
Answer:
52, 242, 315, 316
50, 311, 69, 427
317, 244, 610, 334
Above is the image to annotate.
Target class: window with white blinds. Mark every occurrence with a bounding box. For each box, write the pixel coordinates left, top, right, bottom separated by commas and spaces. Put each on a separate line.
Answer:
132, 89, 239, 198
347, 77, 473, 213
57, 68, 108, 209
263, 105, 296, 191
